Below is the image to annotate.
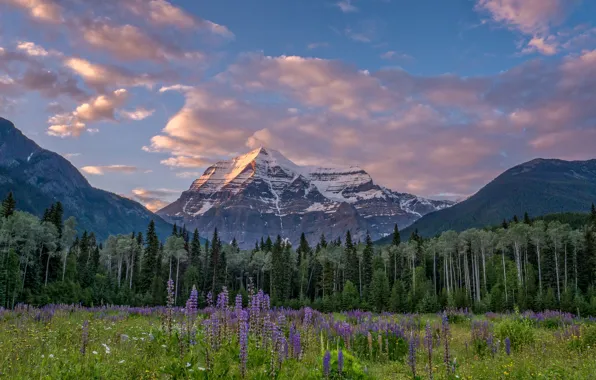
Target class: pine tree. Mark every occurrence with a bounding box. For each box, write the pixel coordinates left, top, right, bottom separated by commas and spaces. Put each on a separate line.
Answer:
513, 215, 519, 224
172, 223, 178, 237
369, 269, 390, 312
297, 233, 311, 297
209, 229, 225, 293
190, 229, 201, 269
591, 203, 596, 226
141, 220, 160, 293
502, 219, 509, 229
345, 231, 359, 290
1, 192, 16, 218
52, 202, 64, 237
362, 231, 374, 295
392, 224, 401, 246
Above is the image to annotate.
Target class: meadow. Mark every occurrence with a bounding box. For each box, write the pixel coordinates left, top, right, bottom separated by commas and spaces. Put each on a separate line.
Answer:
1, 284, 596, 379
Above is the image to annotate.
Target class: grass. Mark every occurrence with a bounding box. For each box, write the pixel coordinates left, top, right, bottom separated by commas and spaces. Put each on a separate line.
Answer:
1, 305, 595, 379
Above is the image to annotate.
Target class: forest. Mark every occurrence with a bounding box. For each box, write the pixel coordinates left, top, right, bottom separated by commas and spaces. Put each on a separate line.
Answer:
1, 191, 596, 316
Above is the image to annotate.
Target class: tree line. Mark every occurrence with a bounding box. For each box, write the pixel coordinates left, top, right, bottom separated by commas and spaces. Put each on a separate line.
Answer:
1, 191, 596, 315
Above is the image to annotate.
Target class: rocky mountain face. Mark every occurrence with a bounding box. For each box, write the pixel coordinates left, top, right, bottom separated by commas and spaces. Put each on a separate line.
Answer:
0, 117, 172, 241
158, 147, 453, 248
385, 158, 596, 241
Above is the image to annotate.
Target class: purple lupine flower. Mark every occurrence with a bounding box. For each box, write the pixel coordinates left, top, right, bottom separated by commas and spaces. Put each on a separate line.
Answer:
206, 291, 213, 308
338, 348, 344, 374
166, 279, 175, 308
505, 337, 511, 355
442, 312, 451, 374
292, 329, 301, 359
408, 335, 416, 378
487, 333, 495, 356
304, 307, 313, 326
239, 310, 249, 378
217, 287, 229, 310
424, 322, 433, 379
186, 285, 198, 318
323, 351, 331, 378
235, 293, 243, 315
80, 320, 89, 355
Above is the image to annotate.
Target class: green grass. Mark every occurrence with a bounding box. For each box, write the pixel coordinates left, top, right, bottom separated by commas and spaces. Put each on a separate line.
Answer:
1, 308, 595, 379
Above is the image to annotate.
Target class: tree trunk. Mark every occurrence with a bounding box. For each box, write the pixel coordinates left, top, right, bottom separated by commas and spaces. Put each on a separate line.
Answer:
554, 240, 561, 302
175, 256, 180, 304
502, 249, 508, 303
536, 241, 542, 294
564, 243, 568, 293
45, 253, 51, 286
62, 253, 67, 281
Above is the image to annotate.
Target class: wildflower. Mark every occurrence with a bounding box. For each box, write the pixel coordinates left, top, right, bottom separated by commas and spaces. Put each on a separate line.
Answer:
49, 354, 54, 358
239, 310, 249, 378
80, 320, 89, 355
102, 343, 111, 354
505, 337, 511, 355
338, 348, 344, 374
408, 335, 416, 378
166, 279, 175, 308
442, 312, 451, 374
92, 351, 98, 355
119, 360, 125, 364
424, 322, 433, 379
186, 362, 191, 368
323, 351, 331, 378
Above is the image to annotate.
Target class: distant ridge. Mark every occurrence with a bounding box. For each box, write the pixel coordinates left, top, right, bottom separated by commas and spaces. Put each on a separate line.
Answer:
377, 158, 596, 242
0, 117, 172, 241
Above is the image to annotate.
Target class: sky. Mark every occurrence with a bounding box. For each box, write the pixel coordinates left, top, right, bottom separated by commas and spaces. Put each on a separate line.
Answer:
1, 0, 595, 211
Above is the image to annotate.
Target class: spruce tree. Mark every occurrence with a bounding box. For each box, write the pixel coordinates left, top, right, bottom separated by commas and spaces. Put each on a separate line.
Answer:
513, 215, 519, 224
297, 233, 311, 297
345, 231, 359, 289
191, 229, 202, 270
141, 220, 159, 292
362, 231, 374, 295
392, 224, 401, 246
369, 269, 390, 312
1, 192, 16, 218
523, 212, 532, 225
591, 203, 596, 226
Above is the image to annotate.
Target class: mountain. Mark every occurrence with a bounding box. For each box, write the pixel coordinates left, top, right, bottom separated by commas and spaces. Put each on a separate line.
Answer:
157, 147, 453, 248
379, 158, 596, 241
0, 117, 172, 241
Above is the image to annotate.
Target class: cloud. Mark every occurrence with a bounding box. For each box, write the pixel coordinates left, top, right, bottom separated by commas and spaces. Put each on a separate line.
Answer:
380, 50, 413, 61
336, 0, 358, 13
119, 107, 155, 120
63, 57, 169, 89
1, 0, 63, 23
522, 36, 558, 55
175, 171, 202, 179
47, 89, 130, 137
130, 187, 180, 211
475, 0, 574, 35
81, 165, 138, 175
307, 42, 329, 50
78, 20, 197, 62
123, 0, 234, 38
63, 152, 81, 158
146, 50, 596, 197
2, 0, 230, 62
159, 84, 193, 93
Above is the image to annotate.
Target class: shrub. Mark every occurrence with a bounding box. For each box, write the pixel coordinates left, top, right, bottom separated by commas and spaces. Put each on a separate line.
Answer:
495, 318, 535, 351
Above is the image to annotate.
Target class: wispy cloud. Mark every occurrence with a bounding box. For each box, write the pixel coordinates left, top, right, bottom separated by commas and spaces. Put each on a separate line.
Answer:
81, 165, 138, 175
336, 0, 358, 13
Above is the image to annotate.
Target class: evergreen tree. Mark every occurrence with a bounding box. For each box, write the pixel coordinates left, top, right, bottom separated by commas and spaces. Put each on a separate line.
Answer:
392, 224, 401, 246
344, 231, 359, 289
591, 203, 596, 226
513, 215, 519, 224
362, 232, 374, 295
1, 192, 16, 218
141, 220, 159, 294
190, 229, 202, 270
369, 269, 390, 312
502, 219, 509, 229
524, 212, 532, 225
296, 233, 311, 297
172, 223, 178, 237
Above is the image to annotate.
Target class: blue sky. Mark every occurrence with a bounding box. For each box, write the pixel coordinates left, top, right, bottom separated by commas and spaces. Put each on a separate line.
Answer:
1, 0, 595, 210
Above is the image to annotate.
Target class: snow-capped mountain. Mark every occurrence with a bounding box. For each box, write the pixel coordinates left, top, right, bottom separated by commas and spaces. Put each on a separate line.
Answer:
157, 147, 453, 248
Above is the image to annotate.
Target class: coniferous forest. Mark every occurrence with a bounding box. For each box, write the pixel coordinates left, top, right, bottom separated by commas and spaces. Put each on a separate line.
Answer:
2, 191, 596, 316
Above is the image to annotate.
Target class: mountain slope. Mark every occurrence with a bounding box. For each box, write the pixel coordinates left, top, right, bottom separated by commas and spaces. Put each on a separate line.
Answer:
0, 117, 172, 241
381, 158, 596, 241
158, 147, 453, 248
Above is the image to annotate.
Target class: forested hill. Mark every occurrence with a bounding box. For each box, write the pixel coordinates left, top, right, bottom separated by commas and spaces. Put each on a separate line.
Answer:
0, 117, 172, 241
395, 158, 596, 239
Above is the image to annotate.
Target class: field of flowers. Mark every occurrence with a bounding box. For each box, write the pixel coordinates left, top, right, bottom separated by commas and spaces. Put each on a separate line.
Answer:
2, 284, 596, 379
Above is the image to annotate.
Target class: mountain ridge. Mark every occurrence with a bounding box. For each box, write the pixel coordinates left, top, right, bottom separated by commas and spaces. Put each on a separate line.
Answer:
376, 157, 596, 242
158, 147, 453, 248
0, 117, 172, 241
